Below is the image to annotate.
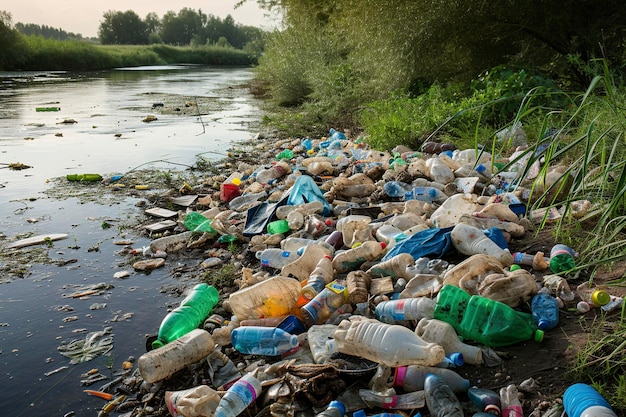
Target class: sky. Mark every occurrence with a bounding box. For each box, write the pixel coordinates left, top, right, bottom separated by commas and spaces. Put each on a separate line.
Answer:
4, 0, 279, 38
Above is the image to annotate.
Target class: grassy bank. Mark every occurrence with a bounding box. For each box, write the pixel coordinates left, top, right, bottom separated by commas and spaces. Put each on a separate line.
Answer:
6, 37, 256, 71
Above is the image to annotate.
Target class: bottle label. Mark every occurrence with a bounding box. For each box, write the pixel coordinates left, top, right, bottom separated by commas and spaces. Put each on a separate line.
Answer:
231, 378, 258, 403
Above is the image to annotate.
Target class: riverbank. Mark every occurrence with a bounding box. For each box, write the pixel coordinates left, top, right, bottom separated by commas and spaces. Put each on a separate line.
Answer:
18, 128, 624, 417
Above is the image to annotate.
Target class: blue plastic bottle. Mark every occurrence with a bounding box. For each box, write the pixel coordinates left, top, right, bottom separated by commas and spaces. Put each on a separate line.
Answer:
230, 326, 299, 356
405, 187, 447, 203
563, 383, 617, 417
531, 290, 560, 330
468, 386, 501, 415
316, 401, 346, 417
383, 181, 412, 198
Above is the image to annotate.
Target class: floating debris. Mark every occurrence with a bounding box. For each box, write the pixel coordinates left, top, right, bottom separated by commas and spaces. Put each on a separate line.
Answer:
58, 327, 114, 364
44, 366, 69, 377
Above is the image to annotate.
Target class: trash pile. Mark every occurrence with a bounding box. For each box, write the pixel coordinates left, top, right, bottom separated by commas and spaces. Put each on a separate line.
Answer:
84, 129, 623, 417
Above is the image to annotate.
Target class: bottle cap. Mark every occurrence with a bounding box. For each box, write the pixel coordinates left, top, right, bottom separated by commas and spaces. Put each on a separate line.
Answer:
534, 329, 544, 342
447, 352, 464, 367
537, 319, 550, 331
591, 290, 610, 306
485, 404, 501, 414
328, 401, 346, 416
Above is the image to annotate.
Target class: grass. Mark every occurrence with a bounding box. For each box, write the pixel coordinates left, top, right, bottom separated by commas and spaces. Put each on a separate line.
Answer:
201, 262, 238, 288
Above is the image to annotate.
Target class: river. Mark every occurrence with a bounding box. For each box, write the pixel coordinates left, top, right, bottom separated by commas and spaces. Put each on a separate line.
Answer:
0, 65, 264, 416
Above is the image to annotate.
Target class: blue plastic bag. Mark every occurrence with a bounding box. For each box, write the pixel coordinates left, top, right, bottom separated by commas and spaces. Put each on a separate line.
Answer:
382, 227, 453, 261
287, 175, 331, 216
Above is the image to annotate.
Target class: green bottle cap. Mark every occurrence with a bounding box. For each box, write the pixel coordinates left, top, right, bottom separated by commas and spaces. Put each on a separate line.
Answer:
534, 329, 544, 342
510, 264, 520, 271
591, 290, 610, 306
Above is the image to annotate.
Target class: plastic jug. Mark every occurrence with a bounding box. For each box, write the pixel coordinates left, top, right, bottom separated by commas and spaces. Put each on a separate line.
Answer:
228, 276, 301, 320
430, 193, 482, 228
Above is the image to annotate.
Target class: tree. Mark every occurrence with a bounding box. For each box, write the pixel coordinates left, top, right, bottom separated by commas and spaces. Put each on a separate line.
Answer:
0, 11, 25, 70
160, 8, 206, 46
98, 10, 148, 45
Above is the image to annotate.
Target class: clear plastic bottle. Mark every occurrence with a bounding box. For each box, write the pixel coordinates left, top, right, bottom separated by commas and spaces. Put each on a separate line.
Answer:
393, 365, 470, 393
427, 157, 455, 184
383, 181, 412, 198
499, 384, 523, 417
374, 298, 436, 324
228, 276, 301, 320
139, 329, 215, 383
512, 251, 549, 271
231, 326, 299, 356
332, 241, 386, 273
301, 255, 335, 300
531, 289, 560, 330
213, 373, 263, 417
153, 283, 219, 349
468, 387, 501, 415
563, 383, 618, 417
367, 253, 416, 280
404, 187, 448, 203
424, 374, 464, 417
358, 389, 425, 410
255, 248, 300, 269
301, 282, 348, 327
280, 237, 335, 254
333, 317, 445, 367
415, 318, 483, 365
434, 285, 543, 348
150, 231, 195, 253
450, 223, 514, 266
228, 191, 268, 211
256, 160, 291, 184
316, 400, 346, 417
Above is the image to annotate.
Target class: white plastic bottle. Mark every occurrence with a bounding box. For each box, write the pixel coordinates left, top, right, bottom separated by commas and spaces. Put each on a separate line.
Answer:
213, 373, 263, 417
332, 241, 386, 273
255, 248, 300, 269
450, 222, 514, 266
415, 318, 482, 365
374, 298, 436, 324
138, 328, 215, 384
255, 160, 291, 184
333, 317, 445, 367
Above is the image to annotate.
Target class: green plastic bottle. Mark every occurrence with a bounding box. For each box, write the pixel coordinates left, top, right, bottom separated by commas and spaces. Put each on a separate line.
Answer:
434, 285, 543, 347
549, 244, 576, 273
152, 283, 219, 349
66, 174, 103, 182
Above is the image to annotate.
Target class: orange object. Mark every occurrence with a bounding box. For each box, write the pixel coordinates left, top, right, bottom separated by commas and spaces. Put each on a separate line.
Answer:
84, 390, 114, 401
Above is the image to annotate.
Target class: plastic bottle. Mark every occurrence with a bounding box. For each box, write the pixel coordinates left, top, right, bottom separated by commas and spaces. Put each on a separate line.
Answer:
512, 251, 549, 271
228, 191, 268, 211
575, 282, 611, 312
332, 241, 386, 273
256, 160, 291, 184
66, 173, 103, 182
358, 389, 425, 409
427, 157, 455, 184
415, 318, 483, 365
499, 384, 523, 417
139, 329, 215, 383
405, 187, 448, 203
562, 383, 617, 417
228, 276, 301, 320
255, 248, 300, 269
316, 400, 346, 417
424, 374, 464, 417
301, 282, 348, 327
383, 181, 412, 198
468, 387, 501, 415
434, 285, 543, 347
325, 230, 344, 250
231, 326, 299, 356
530, 289, 560, 330
375, 298, 436, 324
301, 256, 335, 300
213, 372, 263, 417
393, 365, 470, 393
368, 253, 416, 280
281, 237, 335, 255
450, 223, 514, 266
346, 271, 371, 304
150, 231, 195, 253
153, 284, 219, 349
333, 317, 445, 367
183, 212, 217, 233
549, 244, 576, 273
375, 224, 405, 246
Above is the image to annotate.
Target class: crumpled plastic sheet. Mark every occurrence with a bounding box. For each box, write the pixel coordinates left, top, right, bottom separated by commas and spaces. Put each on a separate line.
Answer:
58, 326, 114, 364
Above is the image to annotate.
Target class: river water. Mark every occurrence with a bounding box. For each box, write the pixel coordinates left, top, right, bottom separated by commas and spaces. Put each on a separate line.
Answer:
0, 65, 263, 416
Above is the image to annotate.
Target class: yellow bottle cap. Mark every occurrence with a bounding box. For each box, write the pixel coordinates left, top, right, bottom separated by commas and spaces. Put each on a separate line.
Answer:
591, 290, 610, 306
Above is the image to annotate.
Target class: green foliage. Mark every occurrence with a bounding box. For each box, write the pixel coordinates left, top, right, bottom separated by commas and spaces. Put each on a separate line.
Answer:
99, 10, 149, 45
0, 11, 25, 70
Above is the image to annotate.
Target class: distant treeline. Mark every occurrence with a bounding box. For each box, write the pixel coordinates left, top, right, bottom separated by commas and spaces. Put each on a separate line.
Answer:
14, 22, 86, 41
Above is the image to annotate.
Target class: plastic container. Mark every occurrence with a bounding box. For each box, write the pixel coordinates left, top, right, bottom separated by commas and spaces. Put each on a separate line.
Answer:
424, 374, 464, 417
346, 271, 371, 304
512, 251, 549, 271
499, 384, 523, 417
220, 183, 241, 203
450, 223, 514, 266
256, 160, 291, 184
375, 224, 405, 246
301, 255, 335, 300
281, 244, 332, 282
281, 237, 335, 255
149, 231, 195, 254
183, 212, 216, 233
332, 241, 386, 273
228, 276, 302, 320
316, 400, 346, 417
333, 317, 445, 367
375, 298, 436, 324
139, 328, 215, 383
231, 326, 299, 356
576, 282, 610, 307
276, 201, 325, 219
255, 248, 300, 269
415, 318, 483, 365
383, 181, 412, 198
393, 365, 470, 393
430, 193, 482, 228
266, 219, 290, 235
468, 387, 501, 415
228, 191, 268, 211
358, 389, 425, 410
434, 285, 543, 347
213, 373, 263, 417
405, 187, 448, 203
549, 244, 576, 273
368, 253, 416, 280
531, 290, 560, 330
165, 385, 220, 417
563, 383, 617, 417
301, 282, 348, 327
66, 173, 102, 182
153, 284, 219, 349
427, 157, 455, 184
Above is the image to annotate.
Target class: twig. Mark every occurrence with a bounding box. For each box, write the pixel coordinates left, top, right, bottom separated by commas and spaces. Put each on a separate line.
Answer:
195, 98, 206, 135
